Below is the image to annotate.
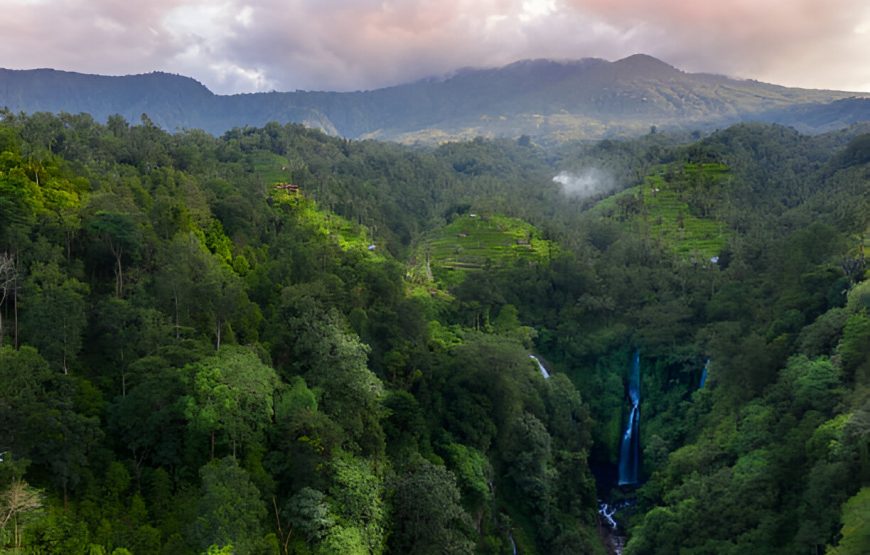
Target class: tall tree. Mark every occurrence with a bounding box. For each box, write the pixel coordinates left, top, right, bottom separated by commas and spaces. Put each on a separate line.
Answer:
189, 457, 267, 555
184, 346, 279, 458
20, 261, 88, 373
388, 460, 475, 555
87, 210, 142, 298
0, 253, 16, 348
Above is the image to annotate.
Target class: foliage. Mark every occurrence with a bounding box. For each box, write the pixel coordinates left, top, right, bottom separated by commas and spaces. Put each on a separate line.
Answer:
0, 111, 867, 555
189, 457, 268, 555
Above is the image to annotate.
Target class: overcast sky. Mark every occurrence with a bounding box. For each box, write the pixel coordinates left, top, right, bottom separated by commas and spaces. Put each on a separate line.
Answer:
2, 0, 869, 94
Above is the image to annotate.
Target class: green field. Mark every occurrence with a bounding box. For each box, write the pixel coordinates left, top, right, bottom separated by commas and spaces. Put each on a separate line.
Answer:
593, 162, 730, 260
247, 150, 383, 258
250, 151, 293, 184
408, 214, 554, 288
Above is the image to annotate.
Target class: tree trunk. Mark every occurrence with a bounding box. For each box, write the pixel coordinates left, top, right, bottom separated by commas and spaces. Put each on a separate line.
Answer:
210, 430, 215, 460
174, 288, 180, 339
115, 253, 124, 298
13, 284, 18, 349
215, 318, 222, 350
0, 254, 13, 349
13, 257, 19, 348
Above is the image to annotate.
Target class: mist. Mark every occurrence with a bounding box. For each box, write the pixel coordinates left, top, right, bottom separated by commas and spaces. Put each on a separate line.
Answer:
553, 168, 616, 199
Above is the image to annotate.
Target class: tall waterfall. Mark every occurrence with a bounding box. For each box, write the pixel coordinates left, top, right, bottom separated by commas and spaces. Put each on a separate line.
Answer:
699, 359, 709, 388
618, 350, 641, 486
529, 354, 551, 379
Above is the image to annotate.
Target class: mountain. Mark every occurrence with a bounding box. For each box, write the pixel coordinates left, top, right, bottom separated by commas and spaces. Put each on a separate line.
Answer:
2, 55, 869, 143
756, 97, 870, 133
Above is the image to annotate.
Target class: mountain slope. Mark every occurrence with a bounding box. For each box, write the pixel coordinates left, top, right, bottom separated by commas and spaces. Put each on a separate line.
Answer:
2, 55, 868, 142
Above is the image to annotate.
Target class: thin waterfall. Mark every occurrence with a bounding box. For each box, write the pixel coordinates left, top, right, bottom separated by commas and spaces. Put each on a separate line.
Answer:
699, 358, 709, 388
529, 354, 551, 379
618, 350, 640, 486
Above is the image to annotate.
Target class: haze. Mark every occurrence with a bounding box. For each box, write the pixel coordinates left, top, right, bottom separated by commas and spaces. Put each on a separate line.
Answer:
2, 0, 869, 94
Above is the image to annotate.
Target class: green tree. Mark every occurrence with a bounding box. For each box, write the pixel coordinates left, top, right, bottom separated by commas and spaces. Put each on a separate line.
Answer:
827, 487, 870, 555
388, 461, 475, 555
328, 456, 385, 554
90, 298, 170, 396
86, 209, 143, 298
108, 365, 190, 470
270, 292, 384, 454
184, 346, 279, 458
503, 412, 554, 519
442, 443, 492, 517
0, 479, 43, 551
20, 261, 88, 373
283, 487, 334, 543
0, 347, 102, 504
156, 232, 259, 348
190, 457, 267, 555
0, 252, 17, 348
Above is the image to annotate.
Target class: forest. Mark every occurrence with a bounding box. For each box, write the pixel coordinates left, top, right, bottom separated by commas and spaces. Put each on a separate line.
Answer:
0, 110, 868, 555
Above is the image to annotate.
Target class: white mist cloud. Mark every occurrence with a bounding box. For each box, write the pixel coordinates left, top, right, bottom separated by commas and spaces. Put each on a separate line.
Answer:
553, 168, 615, 199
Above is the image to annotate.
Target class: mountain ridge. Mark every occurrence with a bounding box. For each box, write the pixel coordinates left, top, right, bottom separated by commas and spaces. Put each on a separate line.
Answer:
2, 54, 868, 143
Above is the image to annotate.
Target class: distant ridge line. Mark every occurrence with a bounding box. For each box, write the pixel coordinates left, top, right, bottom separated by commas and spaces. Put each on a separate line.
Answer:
2, 54, 868, 144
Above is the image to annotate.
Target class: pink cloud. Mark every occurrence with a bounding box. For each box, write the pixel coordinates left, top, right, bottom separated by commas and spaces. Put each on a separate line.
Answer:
566, 0, 870, 87
0, 0, 868, 93
0, 0, 185, 74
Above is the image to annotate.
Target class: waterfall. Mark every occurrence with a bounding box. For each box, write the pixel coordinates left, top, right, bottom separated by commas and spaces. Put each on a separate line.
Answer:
529, 354, 550, 379
508, 531, 517, 555
699, 358, 709, 388
598, 500, 628, 555
598, 501, 618, 529
618, 350, 640, 486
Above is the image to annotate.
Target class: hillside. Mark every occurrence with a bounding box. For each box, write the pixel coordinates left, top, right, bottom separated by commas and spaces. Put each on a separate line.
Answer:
591, 162, 730, 260
2, 55, 869, 143
1, 112, 868, 555
408, 213, 554, 288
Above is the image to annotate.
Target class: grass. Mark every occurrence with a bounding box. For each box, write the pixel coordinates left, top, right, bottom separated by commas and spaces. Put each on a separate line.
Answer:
408, 214, 555, 288
266, 193, 382, 268
247, 149, 383, 259
592, 162, 730, 260
250, 151, 293, 185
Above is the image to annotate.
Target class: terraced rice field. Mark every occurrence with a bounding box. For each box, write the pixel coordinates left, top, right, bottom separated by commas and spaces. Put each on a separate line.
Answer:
409, 214, 553, 287
593, 163, 729, 260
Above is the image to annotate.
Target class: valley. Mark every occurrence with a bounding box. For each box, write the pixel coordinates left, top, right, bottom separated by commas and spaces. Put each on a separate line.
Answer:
0, 107, 868, 554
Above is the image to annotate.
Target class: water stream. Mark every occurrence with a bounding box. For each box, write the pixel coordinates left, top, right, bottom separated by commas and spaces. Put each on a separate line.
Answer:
618, 350, 641, 486
598, 501, 628, 555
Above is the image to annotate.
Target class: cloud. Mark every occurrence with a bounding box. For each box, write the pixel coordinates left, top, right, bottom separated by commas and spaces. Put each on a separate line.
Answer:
0, 0, 868, 94
553, 168, 615, 199
565, 0, 870, 92
0, 0, 184, 75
